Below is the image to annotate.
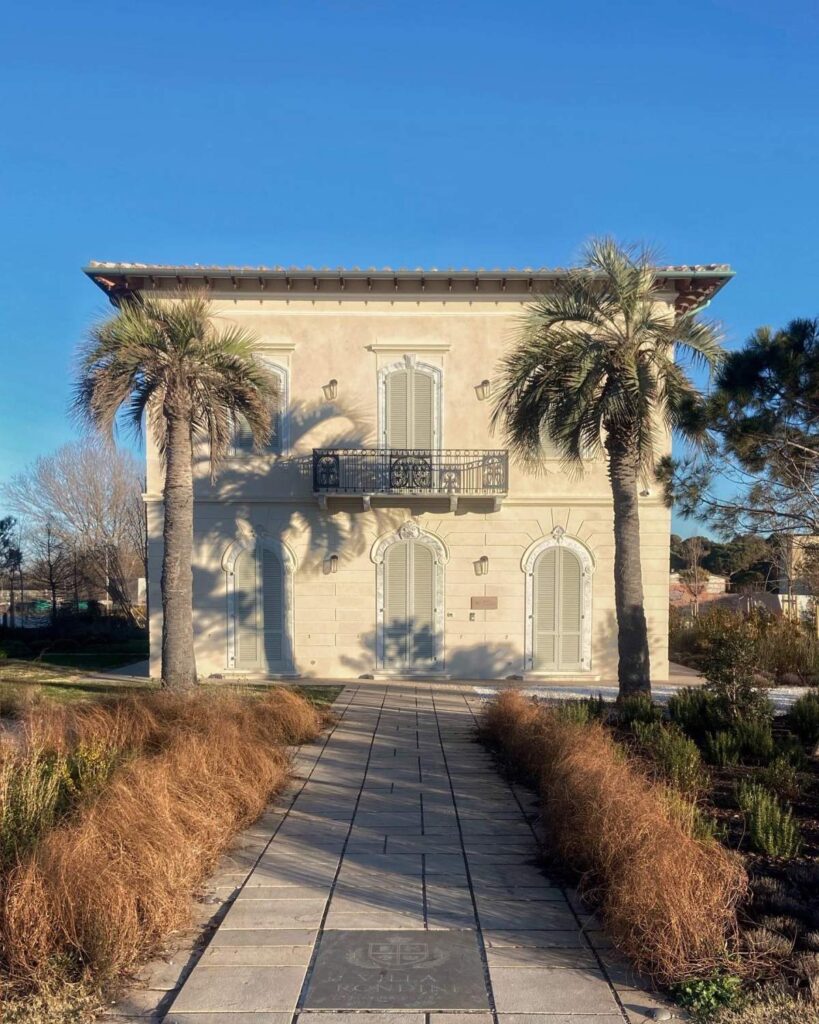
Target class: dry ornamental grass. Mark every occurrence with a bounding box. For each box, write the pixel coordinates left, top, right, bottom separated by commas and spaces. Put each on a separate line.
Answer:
482, 690, 749, 984
0, 688, 322, 993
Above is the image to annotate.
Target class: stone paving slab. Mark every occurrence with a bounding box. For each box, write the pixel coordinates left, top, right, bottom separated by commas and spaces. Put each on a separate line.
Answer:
298, 1015, 425, 1024
486, 945, 600, 968
201, 944, 314, 966
160, 683, 679, 1024
170, 964, 307, 1012
489, 966, 620, 1014
166, 1014, 291, 1024
210, 928, 317, 947
220, 899, 327, 929
498, 1017, 624, 1024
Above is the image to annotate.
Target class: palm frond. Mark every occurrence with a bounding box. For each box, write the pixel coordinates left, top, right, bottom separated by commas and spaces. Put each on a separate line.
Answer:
492, 237, 725, 476
74, 291, 277, 478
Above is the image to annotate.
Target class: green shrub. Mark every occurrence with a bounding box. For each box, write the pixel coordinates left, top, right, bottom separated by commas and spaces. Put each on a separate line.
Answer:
703, 730, 740, 767
733, 719, 775, 764
744, 927, 792, 956
668, 686, 724, 741
736, 781, 802, 857
704, 629, 773, 723
671, 972, 743, 1019
685, 611, 774, 723
664, 788, 722, 842
633, 721, 708, 795
671, 604, 819, 684
618, 693, 661, 726
789, 689, 819, 745
67, 740, 122, 797
757, 913, 801, 940
555, 695, 606, 725
0, 751, 70, 868
0, 740, 124, 870
758, 756, 800, 801
776, 732, 809, 769
585, 693, 606, 720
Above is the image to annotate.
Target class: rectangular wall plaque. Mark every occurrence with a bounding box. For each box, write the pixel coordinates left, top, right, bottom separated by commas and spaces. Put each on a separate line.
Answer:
471, 596, 498, 610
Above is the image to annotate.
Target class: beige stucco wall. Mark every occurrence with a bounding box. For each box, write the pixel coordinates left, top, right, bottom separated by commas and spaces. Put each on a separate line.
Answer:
144, 289, 672, 682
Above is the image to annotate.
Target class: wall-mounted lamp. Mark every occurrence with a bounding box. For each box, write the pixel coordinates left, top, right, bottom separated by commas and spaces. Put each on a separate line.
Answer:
474, 555, 490, 576
322, 379, 339, 401
475, 379, 492, 402
324, 554, 339, 575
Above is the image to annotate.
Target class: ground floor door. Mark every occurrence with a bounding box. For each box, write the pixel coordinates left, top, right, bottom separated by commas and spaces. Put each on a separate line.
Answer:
234, 543, 287, 672
383, 539, 437, 671
532, 545, 583, 671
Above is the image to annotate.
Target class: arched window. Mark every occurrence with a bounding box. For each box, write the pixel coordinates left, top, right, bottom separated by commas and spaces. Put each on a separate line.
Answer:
233, 360, 289, 455
522, 531, 594, 672
378, 356, 442, 449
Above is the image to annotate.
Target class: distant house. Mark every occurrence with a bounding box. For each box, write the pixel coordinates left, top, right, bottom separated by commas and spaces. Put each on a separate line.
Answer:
86, 261, 733, 681
775, 535, 819, 597
669, 571, 729, 608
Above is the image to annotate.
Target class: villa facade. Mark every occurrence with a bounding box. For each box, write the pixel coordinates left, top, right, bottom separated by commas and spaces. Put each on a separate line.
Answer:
86, 262, 733, 681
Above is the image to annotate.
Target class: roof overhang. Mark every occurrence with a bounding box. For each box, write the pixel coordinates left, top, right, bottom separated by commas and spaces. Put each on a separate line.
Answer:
84, 261, 734, 314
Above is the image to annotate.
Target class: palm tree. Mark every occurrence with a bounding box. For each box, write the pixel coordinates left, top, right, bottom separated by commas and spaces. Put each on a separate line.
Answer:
74, 292, 278, 690
492, 239, 723, 696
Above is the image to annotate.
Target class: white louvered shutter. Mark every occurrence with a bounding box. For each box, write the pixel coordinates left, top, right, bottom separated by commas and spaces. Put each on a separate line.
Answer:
411, 543, 435, 666
384, 542, 409, 669
261, 547, 284, 669
268, 406, 283, 455
234, 415, 255, 454
539, 425, 560, 459
235, 548, 260, 668
559, 550, 582, 668
411, 371, 434, 449
533, 548, 558, 670
386, 370, 410, 448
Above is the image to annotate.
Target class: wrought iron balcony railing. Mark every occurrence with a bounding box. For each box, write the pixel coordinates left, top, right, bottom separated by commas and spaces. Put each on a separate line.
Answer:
312, 448, 508, 499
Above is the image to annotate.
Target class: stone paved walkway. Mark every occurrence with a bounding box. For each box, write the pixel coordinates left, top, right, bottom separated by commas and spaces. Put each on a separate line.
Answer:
160, 684, 681, 1024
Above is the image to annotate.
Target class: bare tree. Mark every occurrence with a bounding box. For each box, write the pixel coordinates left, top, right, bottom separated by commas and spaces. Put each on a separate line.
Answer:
26, 522, 70, 625
0, 517, 22, 628
678, 536, 711, 617
2, 439, 145, 622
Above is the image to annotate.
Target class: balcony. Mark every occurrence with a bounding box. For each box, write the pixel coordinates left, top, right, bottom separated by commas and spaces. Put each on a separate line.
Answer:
312, 448, 508, 510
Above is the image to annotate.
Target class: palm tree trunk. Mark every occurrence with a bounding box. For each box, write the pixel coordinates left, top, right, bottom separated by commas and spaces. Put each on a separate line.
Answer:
160, 408, 197, 689
607, 433, 651, 696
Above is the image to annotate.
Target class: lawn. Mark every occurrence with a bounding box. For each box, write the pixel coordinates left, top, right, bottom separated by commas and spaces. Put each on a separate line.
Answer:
0, 660, 341, 711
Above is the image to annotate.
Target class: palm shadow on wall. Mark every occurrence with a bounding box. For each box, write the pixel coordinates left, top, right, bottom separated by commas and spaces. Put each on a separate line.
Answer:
340, 619, 524, 679
196, 396, 402, 575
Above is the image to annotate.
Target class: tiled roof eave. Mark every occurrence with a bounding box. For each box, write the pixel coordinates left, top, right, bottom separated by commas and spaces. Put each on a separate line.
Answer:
83, 261, 734, 310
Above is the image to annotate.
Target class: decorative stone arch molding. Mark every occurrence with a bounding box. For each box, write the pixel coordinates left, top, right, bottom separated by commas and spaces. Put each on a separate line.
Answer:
222, 524, 297, 672
377, 354, 443, 448
370, 520, 449, 672
521, 526, 596, 673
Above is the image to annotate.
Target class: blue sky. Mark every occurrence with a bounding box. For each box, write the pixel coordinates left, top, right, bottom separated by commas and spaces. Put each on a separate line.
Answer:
1, 0, 818, 535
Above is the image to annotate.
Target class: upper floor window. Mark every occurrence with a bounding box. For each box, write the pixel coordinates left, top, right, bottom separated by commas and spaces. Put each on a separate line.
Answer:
233, 360, 289, 456
378, 356, 442, 450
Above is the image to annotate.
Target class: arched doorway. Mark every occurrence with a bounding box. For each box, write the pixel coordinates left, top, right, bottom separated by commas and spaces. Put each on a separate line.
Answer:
372, 521, 448, 673
224, 530, 295, 673
522, 531, 594, 673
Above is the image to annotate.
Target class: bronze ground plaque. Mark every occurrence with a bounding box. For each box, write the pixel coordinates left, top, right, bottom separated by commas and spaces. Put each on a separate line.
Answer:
303, 930, 489, 1010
